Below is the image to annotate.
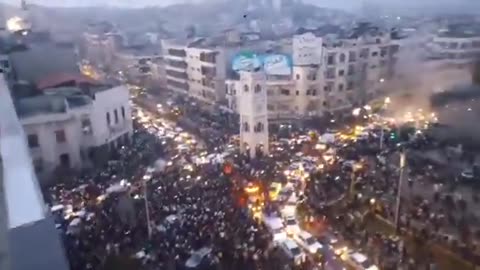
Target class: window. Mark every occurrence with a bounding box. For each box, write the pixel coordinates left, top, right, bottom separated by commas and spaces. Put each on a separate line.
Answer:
380, 47, 388, 57
327, 53, 336, 65
338, 84, 344, 91
347, 81, 354, 90
106, 112, 111, 125
254, 84, 261, 93
338, 69, 345, 76
27, 134, 39, 148
348, 51, 356, 62
339, 53, 346, 63
267, 104, 274, 111
326, 68, 335, 79
34, 159, 43, 172
280, 89, 290, 95
296, 90, 299, 96
114, 109, 119, 124
254, 122, 264, 132
348, 65, 355, 76
324, 82, 334, 92
243, 122, 250, 132
121, 106, 126, 120
55, 130, 66, 143
81, 119, 92, 135
296, 74, 300, 80
360, 48, 369, 58
371, 51, 378, 57
244, 85, 249, 92
311, 89, 317, 96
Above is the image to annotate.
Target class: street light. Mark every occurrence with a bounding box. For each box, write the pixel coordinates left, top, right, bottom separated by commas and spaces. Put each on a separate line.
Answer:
352, 108, 361, 116
394, 151, 406, 233
142, 174, 153, 239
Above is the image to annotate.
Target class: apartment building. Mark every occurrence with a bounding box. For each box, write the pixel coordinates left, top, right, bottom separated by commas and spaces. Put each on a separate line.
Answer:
424, 23, 480, 65
163, 39, 228, 103
16, 76, 132, 182
226, 25, 400, 120
162, 33, 278, 104
0, 74, 69, 270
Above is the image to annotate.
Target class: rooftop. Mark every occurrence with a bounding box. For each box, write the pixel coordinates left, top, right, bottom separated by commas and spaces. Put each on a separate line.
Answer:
9, 42, 79, 82
437, 24, 480, 38
36, 72, 98, 90
117, 44, 162, 57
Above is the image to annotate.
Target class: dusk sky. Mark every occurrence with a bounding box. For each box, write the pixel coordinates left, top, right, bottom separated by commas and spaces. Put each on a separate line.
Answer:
0, 0, 477, 9
0, 0, 480, 10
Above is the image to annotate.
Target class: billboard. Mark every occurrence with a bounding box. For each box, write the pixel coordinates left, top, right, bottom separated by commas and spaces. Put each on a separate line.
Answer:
293, 33, 323, 66
262, 54, 292, 76
232, 52, 292, 76
232, 52, 262, 72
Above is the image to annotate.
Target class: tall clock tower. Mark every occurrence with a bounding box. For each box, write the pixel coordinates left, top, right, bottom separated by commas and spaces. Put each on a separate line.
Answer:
237, 70, 269, 158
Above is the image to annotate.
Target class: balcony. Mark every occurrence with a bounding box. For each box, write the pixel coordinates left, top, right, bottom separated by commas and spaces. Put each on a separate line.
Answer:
200, 52, 217, 64
166, 69, 188, 80
167, 79, 189, 91
168, 48, 186, 57
168, 59, 188, 69
201, 66, 216, 77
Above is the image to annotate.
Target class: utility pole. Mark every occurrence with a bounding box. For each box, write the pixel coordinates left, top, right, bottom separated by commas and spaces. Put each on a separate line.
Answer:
379, 128, 384, 150
395, 150, 406, 233
143, 174, 152, 239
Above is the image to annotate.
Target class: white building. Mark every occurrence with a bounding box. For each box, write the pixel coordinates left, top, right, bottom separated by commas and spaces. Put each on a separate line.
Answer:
163, 40, 228, 104
236, 70, 269, 158
17, 83, 132, 181
424, 24, 480, 65
114, 46, 165, 86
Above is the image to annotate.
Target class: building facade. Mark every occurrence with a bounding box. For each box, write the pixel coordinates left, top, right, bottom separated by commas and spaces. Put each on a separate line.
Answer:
19, 84, 132, 181
0, 74, 69, 270
424, 24, 480, 65
226, 29, 399, 120
163, 40, 228, 104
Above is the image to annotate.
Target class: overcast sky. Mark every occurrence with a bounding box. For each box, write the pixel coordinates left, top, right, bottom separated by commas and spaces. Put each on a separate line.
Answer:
0, 0, 476, 9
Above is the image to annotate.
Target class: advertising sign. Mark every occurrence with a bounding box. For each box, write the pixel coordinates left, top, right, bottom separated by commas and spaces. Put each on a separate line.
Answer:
262, 54, 292, 76
232, 52, 292, 75
293, 33, 323, 66
232, 52, 262, 72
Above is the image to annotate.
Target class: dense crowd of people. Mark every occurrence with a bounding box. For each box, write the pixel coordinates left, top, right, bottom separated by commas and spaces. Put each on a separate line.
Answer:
37, 89, 480, 270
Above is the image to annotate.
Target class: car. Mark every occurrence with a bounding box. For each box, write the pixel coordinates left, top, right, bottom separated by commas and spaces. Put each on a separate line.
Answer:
279, 238, 306, 266
185, 247, 212, 269
461, 169, 475, 181
342, 252, 378, 270
293, 230, 323, 254
284, 216, 300, 236
264, 216, 287, 243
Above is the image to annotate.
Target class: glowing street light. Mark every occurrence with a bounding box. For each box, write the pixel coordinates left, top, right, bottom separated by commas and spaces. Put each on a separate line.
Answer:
352, 108, 361, 116
384, 97, 391, 104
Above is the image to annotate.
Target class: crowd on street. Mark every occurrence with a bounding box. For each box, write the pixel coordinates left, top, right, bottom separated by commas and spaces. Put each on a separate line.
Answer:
40, 86, 480, 270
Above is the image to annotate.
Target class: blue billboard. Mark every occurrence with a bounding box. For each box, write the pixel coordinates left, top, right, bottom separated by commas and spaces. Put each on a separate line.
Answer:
232, 52, 262, 72
232, 52, 292, 76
